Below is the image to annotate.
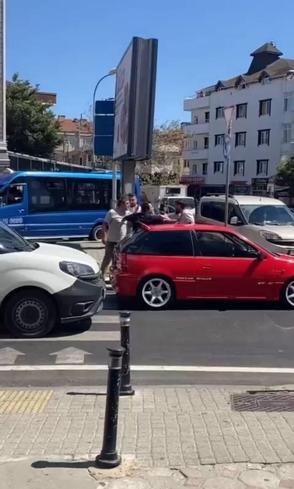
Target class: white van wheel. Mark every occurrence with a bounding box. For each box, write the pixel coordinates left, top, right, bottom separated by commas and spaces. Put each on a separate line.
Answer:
3, 289, 56, 338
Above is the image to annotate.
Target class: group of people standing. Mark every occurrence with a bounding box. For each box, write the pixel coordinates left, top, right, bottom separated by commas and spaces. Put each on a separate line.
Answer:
100, 193, 194, 280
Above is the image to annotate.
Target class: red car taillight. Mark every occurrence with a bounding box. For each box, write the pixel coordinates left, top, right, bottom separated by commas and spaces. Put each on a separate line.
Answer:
117, 253, 128, 272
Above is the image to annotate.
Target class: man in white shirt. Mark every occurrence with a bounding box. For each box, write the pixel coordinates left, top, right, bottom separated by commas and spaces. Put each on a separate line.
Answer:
175, 200, 195, 224
127, 193, 141, 213
101, 197, 129, 279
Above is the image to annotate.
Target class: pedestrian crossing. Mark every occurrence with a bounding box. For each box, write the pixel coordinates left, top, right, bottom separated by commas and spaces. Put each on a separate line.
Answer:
0, 313, 121, 365
0, 313, 120, 340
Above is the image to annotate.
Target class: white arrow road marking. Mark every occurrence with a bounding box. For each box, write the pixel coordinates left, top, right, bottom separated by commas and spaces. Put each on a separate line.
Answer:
50, 347, 91, 364
0, 347, 25, 365
92, 315, 119, 323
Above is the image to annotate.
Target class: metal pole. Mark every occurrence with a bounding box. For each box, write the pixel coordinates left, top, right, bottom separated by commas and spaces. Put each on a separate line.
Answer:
92, 70, 116, 166
96, 347, 124, 469
224, 153, 230, 226
119, 311, 135, 396
112, 160, 117, 208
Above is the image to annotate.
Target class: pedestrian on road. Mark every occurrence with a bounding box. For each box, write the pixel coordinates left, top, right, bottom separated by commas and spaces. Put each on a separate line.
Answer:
175, 200, 195, 224
100, 197, 130, 280
127, 193, 141, 213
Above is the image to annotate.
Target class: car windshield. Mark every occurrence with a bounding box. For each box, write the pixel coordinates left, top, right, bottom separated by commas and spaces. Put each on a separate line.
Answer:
240, 204, 294, 226
0, 222, 35, 252
166, 197, 195, 208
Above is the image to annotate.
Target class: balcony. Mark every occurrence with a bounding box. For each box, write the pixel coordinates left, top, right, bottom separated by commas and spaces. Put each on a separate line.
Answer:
182, 148, 208, 160
184, 94, 210, 111
180, 175, 206, 185
183, 123, 209, 135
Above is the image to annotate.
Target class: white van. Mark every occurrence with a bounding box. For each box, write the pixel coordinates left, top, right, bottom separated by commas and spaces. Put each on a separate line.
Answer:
0, 222, 105, 338
197, 195, 294, 254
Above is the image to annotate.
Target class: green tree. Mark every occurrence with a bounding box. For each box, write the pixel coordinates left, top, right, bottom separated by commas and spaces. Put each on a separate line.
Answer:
276, 157, 294, 197
6, 74, 61, 157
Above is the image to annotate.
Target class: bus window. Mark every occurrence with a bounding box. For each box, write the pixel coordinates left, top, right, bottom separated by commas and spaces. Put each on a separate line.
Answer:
0, 184, 24, 206
68, 178, 112, 210
29, 179, 67, 212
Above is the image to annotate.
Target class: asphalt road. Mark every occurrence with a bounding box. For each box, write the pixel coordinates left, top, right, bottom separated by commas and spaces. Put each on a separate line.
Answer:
0, 291, 294, 387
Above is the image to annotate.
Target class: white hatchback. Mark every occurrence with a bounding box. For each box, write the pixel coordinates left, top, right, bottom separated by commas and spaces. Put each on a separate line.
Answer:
0, 222, 105, 337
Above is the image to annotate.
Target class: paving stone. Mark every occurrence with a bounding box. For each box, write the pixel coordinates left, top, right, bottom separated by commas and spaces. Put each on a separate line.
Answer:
214, 464, 241, 479
239, 469, 280, 488
184, 479, 204, 487
203, 477, 246, 489
279, 480, 294, 489
180, 467, 214, 479
279, 466, 294, 480
106, 479, 150, 489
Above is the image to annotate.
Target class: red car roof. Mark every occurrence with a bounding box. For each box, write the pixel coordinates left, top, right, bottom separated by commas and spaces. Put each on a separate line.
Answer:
146, 223, 234, 233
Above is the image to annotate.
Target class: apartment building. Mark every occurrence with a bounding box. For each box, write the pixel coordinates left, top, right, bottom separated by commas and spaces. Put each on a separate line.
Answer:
55, 116, 93, 166
182, 42, 294, 196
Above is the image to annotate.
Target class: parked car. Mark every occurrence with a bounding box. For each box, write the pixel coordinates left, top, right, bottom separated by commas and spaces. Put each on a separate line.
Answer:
0, 222, 105, 337
113, 223, 294, 310
196, 195, 294, 255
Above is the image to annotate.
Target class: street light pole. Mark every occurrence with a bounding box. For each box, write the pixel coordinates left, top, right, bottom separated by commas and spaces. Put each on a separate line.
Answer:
223, 106, 235, 226
92, 69, 116, 166
0, 0, 9, 170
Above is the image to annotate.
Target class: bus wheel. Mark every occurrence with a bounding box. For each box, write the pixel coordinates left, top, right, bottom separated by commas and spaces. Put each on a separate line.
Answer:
90, 225, 103, 241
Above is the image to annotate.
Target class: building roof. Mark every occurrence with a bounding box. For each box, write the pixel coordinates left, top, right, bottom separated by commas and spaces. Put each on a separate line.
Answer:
198, 42, 293, 96
57, 117, 93, 135
250, 42, 283, 56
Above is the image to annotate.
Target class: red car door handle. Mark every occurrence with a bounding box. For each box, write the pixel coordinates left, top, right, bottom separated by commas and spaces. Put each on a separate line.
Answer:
201, 266, 212, 270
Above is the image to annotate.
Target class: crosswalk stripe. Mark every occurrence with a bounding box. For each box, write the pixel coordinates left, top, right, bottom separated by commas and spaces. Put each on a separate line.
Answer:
92, 314, 119, 323
1, 364, 294, 373
0, 331, 120, 343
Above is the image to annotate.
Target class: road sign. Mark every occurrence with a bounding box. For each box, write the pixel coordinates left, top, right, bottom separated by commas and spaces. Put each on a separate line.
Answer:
94, 100, 114, 157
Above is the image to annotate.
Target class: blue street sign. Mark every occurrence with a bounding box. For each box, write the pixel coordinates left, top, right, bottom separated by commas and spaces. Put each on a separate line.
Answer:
94, 100, 114, 157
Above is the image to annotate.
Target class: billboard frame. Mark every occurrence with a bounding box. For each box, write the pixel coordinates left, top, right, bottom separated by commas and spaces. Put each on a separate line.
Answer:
113, 36, 158, 162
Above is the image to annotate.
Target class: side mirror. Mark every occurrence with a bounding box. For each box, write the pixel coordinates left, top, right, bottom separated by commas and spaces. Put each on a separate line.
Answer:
229, 216, 239, 225
252, 250, 265, 260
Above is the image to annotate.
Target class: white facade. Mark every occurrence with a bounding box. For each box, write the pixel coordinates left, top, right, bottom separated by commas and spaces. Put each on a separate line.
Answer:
183, 54, 294, 194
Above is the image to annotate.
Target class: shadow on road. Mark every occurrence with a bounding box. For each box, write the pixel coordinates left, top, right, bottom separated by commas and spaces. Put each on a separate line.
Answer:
119, 297, 288, 312
32, 460, 94, 469
66, 391, 106, 396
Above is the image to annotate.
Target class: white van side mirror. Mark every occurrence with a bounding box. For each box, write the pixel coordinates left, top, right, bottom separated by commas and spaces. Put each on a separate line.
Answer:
230, 216, 239, 225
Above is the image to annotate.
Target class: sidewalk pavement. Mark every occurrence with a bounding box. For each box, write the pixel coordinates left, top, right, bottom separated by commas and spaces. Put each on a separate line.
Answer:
1, 386, 294, 487
80, 242, 105, 265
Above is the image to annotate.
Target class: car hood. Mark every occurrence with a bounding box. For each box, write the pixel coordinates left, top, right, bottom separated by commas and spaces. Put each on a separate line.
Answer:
259, 225, 294, 240
33, 242, 99, 272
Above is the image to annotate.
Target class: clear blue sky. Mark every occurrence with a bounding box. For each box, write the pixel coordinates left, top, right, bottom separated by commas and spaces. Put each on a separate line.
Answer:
7, 0, 294, 126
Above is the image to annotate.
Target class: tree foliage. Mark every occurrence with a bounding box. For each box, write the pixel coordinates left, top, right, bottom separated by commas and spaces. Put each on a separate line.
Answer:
153, 120, 184, 149
138, 121, 184, 184
6, 74, 61, 157
276, 158, 294, 196
140, 172, 178, 185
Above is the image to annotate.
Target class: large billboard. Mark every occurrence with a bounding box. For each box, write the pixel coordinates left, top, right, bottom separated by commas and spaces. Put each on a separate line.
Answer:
113, 37, 158, 161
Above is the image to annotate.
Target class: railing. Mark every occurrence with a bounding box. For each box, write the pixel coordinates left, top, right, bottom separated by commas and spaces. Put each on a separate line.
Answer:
8, 152, 94, 173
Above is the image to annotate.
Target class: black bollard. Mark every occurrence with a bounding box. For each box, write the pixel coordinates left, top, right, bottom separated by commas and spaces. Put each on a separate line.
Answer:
119, 311, 135, 396
96, 347, 124, 468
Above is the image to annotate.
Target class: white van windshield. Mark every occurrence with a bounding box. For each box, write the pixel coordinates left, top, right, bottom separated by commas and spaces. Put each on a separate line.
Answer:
240, 204, 294, 226
0, 222, 35, 252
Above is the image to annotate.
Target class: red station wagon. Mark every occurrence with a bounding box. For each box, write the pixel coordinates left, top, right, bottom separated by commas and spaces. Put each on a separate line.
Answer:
113, 224, 294, 310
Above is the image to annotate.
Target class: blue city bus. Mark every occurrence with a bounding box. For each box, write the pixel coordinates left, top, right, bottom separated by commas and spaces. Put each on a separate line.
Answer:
0, 171, 141, 240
